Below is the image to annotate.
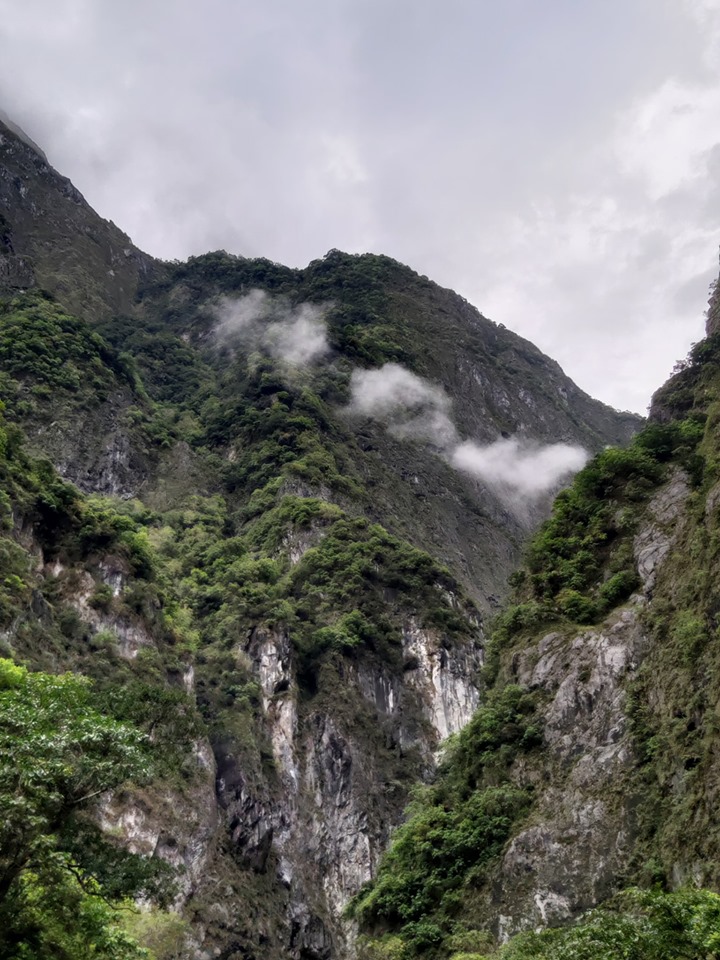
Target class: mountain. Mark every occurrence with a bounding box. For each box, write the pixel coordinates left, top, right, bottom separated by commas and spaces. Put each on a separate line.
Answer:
0, 115, 157, 319
0, 116, 640, 613
0, 115, 652, 960
351, 271, 720, 958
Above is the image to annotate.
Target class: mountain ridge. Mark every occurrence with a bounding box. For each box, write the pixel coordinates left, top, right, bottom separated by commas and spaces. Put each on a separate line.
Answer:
1, 114, 691, 960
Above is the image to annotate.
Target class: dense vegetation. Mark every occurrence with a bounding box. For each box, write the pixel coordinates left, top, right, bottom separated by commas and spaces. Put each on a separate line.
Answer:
0, 400, 200, 957
474, 889, 720, 960
0, 282, 488, 956
353, 329, 720, 958
0, 659, 176, 959
482, 414, 705, 650
350, 687, 541, 956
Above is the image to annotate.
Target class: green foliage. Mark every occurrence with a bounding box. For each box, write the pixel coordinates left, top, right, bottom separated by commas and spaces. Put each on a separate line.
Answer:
0, 292, 134, 397
75, 497, 156, 578
0, 863, 150, 960
482, 602, 552, 686
123, 907, 190, 959
135, 248, 420, 415
0, 660, 154, 959
203, 362, 364, 498
288, 517, 472, 682
140, 250, 298, 308
670, 610, 708, 664
490, 413, 710, 648
0, 415, 83, 556
351, 687, 540, 956
556, 589, 598, 624
482, 888, 720, 960
526, 443, 660, 606
58, 819, 176, 906
597, 569, 640, 608
99, 680, 202, 779
96, 313, 215, 408
156, 490, 476, 704
245, 494, 342, 552
651, 333, 720, 422
0, 537, 32, 623
89, 582, 115, 612
0, 660, 149, 891
354, 784, 531, 953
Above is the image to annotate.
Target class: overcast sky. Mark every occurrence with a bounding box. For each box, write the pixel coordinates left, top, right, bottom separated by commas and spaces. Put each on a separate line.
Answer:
1, 0, 719, 413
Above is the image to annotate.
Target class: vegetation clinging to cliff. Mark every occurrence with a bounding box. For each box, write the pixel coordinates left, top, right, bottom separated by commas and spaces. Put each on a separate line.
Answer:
350, 686, 541, 957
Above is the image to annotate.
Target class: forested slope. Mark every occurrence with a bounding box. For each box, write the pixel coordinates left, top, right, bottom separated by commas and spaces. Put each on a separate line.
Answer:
0, 113, 662, 960
352, 276, 720, 959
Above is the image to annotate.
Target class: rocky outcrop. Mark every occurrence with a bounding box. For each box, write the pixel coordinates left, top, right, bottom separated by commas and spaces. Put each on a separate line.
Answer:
0, 116, 160, 320
633, 470, 690, 592
207, 617, 483, 957
400, 617, 481, 741
54, 563, 156, 659
0, 250, 34, 290
98, 739, 218, 905
26, 390, 153, 499
497, 610, 646, 936
485, 470, 692, 937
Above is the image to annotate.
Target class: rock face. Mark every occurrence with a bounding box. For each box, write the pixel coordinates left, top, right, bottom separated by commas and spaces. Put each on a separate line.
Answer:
478, 470, 692, 937
0, 116, 159, 319
207, 619, 484, 956
33, 391, 153, 499
498, 611, 646, 935
400, 618, 481, 741
97, 738, 218, 905
633, 470, 690, 592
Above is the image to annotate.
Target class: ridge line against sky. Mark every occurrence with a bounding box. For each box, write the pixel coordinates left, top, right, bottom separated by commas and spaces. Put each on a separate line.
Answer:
1, 0, 720, 413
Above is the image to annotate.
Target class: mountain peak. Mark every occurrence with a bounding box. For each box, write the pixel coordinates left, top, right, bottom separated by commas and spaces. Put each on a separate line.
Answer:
0, 109, 47, 161
0, 113, 159, 319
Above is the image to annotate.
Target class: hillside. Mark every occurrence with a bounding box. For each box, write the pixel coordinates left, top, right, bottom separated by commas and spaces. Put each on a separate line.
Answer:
0, 114, 652, 960
352, 271, 720, 958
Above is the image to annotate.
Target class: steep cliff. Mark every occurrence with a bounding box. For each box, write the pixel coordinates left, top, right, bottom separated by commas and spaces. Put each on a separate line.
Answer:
0, 115, 652, 960
353, 270, 720, 958
0, 115, 159, 319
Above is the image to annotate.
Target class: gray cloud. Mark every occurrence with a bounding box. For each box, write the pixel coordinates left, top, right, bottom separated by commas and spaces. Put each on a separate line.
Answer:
0, 1, 719, 412
214, 291, 329, 366
349, 364, 588, 499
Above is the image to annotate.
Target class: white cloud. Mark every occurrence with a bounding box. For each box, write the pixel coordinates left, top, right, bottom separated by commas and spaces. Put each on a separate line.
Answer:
348, 364, 456, 447
214, 291, 330, 366
349, 363, 587, 500
451, 439, 588, 498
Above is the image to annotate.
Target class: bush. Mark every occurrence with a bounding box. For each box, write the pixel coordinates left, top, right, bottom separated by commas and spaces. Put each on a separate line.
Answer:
598, 569, 639, 610
351, 687, 541, 954
557, 589, 598, 624
490, 887, 720, 960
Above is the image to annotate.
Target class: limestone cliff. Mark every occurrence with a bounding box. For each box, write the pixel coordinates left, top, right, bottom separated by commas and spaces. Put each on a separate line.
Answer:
353, 267, 720, 958
0, 114, 657, 960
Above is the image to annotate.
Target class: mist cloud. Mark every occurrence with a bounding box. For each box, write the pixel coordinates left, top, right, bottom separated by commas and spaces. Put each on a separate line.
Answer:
451, 438, 589, 498
349, 363, 588, 498
214, 290, 329, 366
348, 364, 457, 447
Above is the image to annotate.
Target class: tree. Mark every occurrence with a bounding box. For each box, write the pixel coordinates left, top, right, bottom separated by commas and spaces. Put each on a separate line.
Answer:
0, 658, 152, 959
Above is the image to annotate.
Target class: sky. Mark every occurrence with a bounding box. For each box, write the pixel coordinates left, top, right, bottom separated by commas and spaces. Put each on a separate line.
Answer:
1, 0, 719, 414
